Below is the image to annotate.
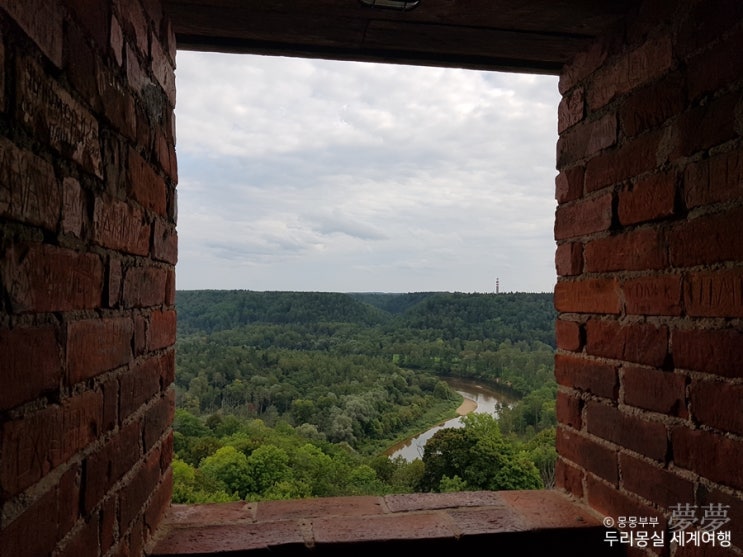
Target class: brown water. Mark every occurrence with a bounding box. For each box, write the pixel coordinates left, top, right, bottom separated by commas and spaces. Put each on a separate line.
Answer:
384, 377, 516, 462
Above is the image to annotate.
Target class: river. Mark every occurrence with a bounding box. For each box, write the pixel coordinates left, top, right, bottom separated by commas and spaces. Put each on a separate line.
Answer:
384, 377, 517, 462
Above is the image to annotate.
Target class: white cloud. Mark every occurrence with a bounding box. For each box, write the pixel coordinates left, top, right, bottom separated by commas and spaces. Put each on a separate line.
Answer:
174, 52, 560, 293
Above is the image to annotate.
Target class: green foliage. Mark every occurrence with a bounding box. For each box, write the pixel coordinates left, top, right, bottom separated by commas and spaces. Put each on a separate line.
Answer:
419, 414, 542, 492
173, 290, 556, 502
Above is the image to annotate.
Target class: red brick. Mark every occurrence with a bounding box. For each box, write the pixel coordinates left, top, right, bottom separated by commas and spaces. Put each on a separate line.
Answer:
584, 131, 660, 192
101, 376, 119, 432
120, 447, 162, 530
622, 366, 688, 418
166, 268, 176, 306
620, 453, 694, 508
686, 23, 743, 100
84, 420, 142, 513
672, 328, 743, 378
57, 513, 100, 557
120, 355, 165, 420
111, 14, 124, 66
99, 70, 137, 140
555, 241, 582, 276
67, 0, 110, 51
160, 349, 176, 388
684, 147, 743, 210
0, 326, 61, 411
153, 219, 178, 264
677, 0, 743, 58
684, 268, 743, 318
144, 469, 173, 540
16, 57, 102, 176
554, 192, 613, 240
674, 92, 739, 159
0, 136, 61, 230
585, 319, 668, 368
2, 243, 103, 313
584, 227, 667, 273
557, 112, 617, 167
587, 36, 673, 111
558, 86, 584, 132
134, 314, 148, 356
556, 390, 582, 429
585, 475, 667, 533
555, 353, 618, 400
93, 195, 151, 255
160, 429, 174, 470
622, 274, 683, 316
556, 319, 582, 351
101, 497, 117, 554
66, 317, 132, 384
671, 427, 743, 491
108, 256, 123, 307
155, 130, 178, 182
128, 147, 167, 216
1, 390, 103, 496
669, 206, 743, 267
0, 486, 59, 557
556, 427, 617, 485
554, 458, 583, 498
61, 177, 85, 237
689, 380, 743, 436
619, 71, 686, 137
144, 389, 175, 451
586, 402, 668, 461
554, 278, 621, 315
120, 0, 150, 57
151, 34, 176, 106
618, 171, 676, 226
555, 165, 584, 203
559, 40, 608, 94
2, 0, 63, 67
149, 309, 176, 351
57, 464, 82, 535
64, 23, 100, 111
122, 265, 168, 308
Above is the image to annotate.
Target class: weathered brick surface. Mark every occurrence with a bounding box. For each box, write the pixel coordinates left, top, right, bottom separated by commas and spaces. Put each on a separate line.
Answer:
0, 136, 61, 230
1, 390, 103, 496
123, 265, 169, 308
584, 227, 667, 272
0, 1, 177, 555
93, 195, 151, 255
689, 380, 743, 436
585, 319, 668, 368
556, 427, 617, 485
619, 453, 694, 508
621, 366, 687, 418
556, 391, 582, 430
555, 165, 584, 203
617, 171, 676, 226
684, 268, 743, 318
555, 319, 581, 352
671, 427, 743, 491
555, 353, 618, 400
0, 326, 61, 411
66, 317, 132, 384
554, 278, 621, 314
585, 402, 668, 462
672, 328, 743, 378
2, 243, 104, 312
554, 192, 612, 240
622, 274, 682, 316
555, 241, 582, 276
683, 146, 743, 210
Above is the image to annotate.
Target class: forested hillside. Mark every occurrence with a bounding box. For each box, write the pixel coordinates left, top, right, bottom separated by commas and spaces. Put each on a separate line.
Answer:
173, 290, 557, 502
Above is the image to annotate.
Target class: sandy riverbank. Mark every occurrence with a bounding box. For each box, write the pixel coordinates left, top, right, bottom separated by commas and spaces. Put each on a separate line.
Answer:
455, 397, 477, 416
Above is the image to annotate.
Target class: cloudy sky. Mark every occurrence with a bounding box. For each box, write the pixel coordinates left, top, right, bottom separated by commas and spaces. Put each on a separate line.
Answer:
174, 52, 560, 293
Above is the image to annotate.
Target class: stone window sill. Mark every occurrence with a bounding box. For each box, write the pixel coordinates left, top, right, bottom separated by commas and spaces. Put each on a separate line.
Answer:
147, 489, 620, 556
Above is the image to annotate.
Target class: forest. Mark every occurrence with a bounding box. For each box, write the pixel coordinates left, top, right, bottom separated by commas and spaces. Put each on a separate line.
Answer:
173, 290, 558, 502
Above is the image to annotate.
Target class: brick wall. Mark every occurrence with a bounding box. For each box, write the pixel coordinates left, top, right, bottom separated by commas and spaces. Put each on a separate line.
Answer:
555, 0, 743, 554
0, 1, 176, 556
